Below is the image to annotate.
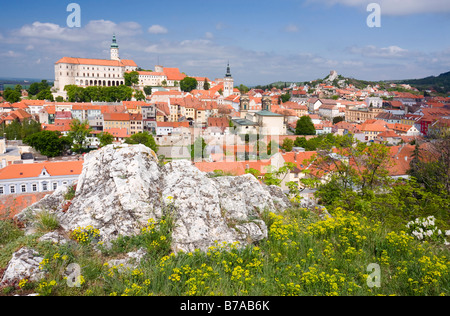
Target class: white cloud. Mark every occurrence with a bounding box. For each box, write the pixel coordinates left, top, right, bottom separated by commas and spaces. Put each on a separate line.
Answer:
306, 0, 450, 15
148, 25, 168, 34
205, 32, 214, 39
0, 50, 22, 58
15, 20, 142, 42
284, 24, 300, 33
347, 45, 409, 58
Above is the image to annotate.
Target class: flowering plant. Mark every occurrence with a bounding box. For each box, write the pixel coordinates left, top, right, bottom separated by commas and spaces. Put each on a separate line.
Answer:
406, 216, 450, 245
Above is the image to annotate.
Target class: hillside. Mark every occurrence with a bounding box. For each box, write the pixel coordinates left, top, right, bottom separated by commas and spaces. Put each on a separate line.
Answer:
396, 71, 450, 94
1, 144, 450, 297
263, 71, 450, 94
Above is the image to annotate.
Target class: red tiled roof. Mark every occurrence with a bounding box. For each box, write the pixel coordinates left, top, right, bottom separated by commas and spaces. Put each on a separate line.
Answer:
103, 128, 130, 138
0, 161, 83, 180
194, 162, 246, 176
103, 113, 130, 121
56, 57, 137, 68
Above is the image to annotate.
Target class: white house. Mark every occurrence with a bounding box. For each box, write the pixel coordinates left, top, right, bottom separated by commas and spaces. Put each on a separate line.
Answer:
0, 161, 83, 195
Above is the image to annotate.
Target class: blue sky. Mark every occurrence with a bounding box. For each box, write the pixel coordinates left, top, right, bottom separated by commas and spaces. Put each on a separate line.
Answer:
0, 0, 449, 85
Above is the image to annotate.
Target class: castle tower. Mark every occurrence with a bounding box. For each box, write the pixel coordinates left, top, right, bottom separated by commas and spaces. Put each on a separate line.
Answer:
110, 34, 120, 61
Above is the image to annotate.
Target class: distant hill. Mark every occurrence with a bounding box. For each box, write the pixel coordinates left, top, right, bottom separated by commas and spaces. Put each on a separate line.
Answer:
260, 71, 450, 95
395, 71, 450, 94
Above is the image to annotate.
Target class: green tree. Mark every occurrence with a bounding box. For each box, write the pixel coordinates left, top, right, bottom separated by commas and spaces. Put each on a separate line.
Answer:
124, 71, 139, 87
263, 162, 297, 186
67, 119, 93, 153
23, 131, 65, 157
309, 136, 394, 209
125, 131, 158, 153
134, 90, 145, 101
65, 85, 87, 102
409, 124, 450, 195
281, 138, 294, 152
28, 82, 40, 96
245, 168, 261, 178
0, 119, 41, 140
237, 84, 249, 94
143, 86, 152, 96
180, 77, 198, 92
294, 137, 307, 149
36, 89, 54, 101
295, 116, 316, 135
3, 88, 21, 103
97, 132, 114, 148
204, 79, 210, 91
280, 93, 291, 103
267, 140, 278, 156
333, 116, 345, 124
190, 137, 207, 161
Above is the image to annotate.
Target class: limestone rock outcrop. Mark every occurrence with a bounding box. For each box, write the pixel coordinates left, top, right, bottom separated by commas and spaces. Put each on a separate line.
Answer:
16, 144, 291, 252
1, 247, 44, 284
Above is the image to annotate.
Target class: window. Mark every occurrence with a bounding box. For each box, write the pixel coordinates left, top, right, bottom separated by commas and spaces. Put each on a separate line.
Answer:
21, 184, 27, 193
0, 186, 4, 194
10, 185, 16, 194
53, 182, 58, 190
32, 184, 37, 192
43, 183, 48, 191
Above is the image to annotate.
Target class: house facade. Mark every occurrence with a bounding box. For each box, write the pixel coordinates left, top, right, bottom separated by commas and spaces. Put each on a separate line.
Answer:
0, 161, 83, 195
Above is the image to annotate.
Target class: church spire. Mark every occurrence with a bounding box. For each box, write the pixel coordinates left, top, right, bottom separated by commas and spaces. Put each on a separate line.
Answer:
225, 62, 232, 78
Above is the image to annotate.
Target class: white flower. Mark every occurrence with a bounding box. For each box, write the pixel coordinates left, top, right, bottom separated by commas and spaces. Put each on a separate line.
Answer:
445, 230, 450, 236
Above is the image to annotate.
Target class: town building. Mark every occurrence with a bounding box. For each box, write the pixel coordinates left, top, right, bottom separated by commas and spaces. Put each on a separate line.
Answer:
0, 161, 83, 195
215, 63, 234, 98
53, 35, 138, 97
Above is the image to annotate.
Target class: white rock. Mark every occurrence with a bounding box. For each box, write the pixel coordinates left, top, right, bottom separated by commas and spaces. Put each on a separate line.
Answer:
1, 247, 45, 284
15, 144, 291, 253
38, 231, 68, 245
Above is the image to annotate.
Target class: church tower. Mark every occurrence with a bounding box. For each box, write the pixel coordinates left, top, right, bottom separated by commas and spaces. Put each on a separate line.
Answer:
239, 94, 250, 119
222, 62, 234, 98
110, 34, 120, 61
262, 96, 272, 112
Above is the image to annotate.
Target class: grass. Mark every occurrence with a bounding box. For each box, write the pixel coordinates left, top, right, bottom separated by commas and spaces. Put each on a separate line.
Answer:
0, 205, 449, 296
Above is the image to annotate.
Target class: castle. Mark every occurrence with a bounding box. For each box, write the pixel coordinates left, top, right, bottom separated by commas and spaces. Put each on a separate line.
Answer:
53, 35, 138, 98
53, 35, 234, 98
